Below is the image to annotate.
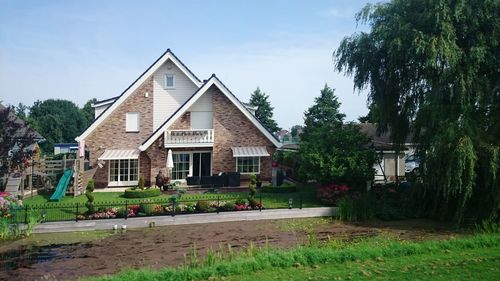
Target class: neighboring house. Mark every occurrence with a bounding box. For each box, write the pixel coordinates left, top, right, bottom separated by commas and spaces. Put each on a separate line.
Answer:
358, 123, 414, 182
76, 49, 281, 188
53, 143, 78, 155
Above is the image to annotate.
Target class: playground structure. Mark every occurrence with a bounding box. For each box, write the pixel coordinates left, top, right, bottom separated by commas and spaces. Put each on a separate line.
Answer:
2, 155, 90, 199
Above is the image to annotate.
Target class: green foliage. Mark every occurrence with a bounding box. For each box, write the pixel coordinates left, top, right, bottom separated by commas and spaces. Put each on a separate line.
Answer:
124, 188, 161, 198
334, 0, 500, 224
248, 87, 281, 134
338, 194, 375, 221
27, 99, 90, 152
221, 202, 235, 211
138, 177, 145, 190
86, 180, 95, 193
0, 104, 36, 176
139, 202, 157, 215
234, 198, 246, 206
290, 125, 303, 138
85, 179, 95, 214
298, 85, 375, 187
196, 201, 211, 213
247, 175, 258, 208
261, 184, 297, 193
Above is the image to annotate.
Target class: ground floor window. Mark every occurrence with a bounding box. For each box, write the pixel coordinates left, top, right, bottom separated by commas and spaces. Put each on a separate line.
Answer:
236, 157, 260, 174
109, 159, 139, 185
171, 152, 212, 180
172, 153, 190, 180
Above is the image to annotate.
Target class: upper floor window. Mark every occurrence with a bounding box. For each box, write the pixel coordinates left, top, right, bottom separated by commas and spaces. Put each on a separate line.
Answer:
126, 112, 140, 132
165, 74, 175, 89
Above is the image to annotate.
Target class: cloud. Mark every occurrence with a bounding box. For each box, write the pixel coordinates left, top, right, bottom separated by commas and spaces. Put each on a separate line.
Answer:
321, 7, 356, 19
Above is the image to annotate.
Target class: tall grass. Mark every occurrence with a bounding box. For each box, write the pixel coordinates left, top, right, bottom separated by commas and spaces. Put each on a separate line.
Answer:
84, 233, 500, 281
338, 193, 375, 221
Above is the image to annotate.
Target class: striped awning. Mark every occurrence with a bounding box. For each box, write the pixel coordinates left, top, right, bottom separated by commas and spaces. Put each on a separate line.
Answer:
98, 149, 140, 160
231, 146, 270, 157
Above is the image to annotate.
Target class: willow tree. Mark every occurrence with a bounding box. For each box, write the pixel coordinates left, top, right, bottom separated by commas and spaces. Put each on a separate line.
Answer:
335, 0, 500, 224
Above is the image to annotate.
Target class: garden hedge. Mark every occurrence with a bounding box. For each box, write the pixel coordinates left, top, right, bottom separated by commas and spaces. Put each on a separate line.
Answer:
124, 188, 161, 198
261, 184, 297, 193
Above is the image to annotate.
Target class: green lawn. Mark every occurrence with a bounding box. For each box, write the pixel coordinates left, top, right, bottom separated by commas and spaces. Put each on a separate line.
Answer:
221, 245, 500, 281
82, 233, 500, 281
24, 185, 322, 207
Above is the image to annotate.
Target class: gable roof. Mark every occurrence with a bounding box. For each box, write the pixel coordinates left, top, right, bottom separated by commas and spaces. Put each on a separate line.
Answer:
139, 74, 282, 151
76, 49, 202, 142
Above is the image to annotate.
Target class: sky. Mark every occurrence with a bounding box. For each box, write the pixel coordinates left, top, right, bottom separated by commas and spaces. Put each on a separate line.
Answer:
0, 0, 378, 130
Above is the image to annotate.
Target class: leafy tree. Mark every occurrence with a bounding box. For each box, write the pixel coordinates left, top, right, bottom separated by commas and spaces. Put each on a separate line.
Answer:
290, 125, 303, 138
0, 104, 36, 176
14, 103, 29, 121
334, 0, 500, 224
81, 98, 97, 125
299, 85, 375, 188
29, 99, 87, 152
249, 87, 281, 134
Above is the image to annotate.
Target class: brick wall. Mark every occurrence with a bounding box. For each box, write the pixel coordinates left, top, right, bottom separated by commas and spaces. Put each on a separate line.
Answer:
85, 77, 154, 188
169, 112, 190, 130
211, 85, 276, 180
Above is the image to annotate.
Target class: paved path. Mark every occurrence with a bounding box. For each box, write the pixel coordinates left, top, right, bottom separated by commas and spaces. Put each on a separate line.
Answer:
32, 207, 338, 234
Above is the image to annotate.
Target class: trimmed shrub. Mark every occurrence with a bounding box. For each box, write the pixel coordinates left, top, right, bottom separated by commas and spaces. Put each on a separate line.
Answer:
139, 201, 157, 215
261, 184, 297, 193
124, 188, 161, 198
196, 201, 211, 213
316, 184, 349, 206
234, 198, 246, 206
222, 202, 235, 211
138, 177, 145, 189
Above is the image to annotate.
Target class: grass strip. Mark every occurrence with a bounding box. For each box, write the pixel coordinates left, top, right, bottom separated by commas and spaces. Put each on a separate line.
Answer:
222, 245, 500, 280
82, 233, 500, 281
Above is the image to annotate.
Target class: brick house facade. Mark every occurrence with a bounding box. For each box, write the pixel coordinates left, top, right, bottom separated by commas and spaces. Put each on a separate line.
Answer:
76, 50, 281, 188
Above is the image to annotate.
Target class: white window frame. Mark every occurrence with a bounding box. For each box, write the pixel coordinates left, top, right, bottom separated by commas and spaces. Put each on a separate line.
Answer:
125, 112, 140, 132
236, 157, 260, 174
108, 159, 139, 187
171, 151, 212, 181
165, 74, 175, 89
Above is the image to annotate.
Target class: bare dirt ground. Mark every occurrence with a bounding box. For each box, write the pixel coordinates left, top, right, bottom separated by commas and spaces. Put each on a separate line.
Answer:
0, 218, 457, 281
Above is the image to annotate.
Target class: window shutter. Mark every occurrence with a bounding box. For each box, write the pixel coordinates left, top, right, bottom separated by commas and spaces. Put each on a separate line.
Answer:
126, 112, 140, 132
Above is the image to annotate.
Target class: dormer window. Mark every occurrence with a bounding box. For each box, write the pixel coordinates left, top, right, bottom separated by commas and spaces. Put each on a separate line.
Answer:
165, 74, 175, 89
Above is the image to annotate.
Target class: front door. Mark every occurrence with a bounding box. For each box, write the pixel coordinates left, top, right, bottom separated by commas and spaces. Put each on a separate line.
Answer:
193, 152, 211, 177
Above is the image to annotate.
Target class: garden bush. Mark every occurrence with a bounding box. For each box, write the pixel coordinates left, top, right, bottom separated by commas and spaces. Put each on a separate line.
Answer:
261, 184, 297, 193
124, 188, 161, 198
316, 183, 349, 206
234, 198, 246, 206
139, 201, 157, 215
196, 201, 211, 213
221, 202, 235, 211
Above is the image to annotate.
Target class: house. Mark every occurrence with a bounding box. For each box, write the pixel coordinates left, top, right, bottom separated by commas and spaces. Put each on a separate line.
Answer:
76, 49, 281, 189
358, 123, 414, 182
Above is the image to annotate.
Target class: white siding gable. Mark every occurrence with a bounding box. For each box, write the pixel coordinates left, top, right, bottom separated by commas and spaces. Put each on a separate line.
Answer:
94, 104, 111, 119
153, 60, 199, 130
188, 89, 213, 129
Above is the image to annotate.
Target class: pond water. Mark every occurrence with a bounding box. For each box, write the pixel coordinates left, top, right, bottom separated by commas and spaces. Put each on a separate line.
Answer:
0, 243, 76, 270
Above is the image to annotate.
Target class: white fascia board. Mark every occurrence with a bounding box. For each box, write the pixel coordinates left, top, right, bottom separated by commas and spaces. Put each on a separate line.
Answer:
75, 51, 202, 142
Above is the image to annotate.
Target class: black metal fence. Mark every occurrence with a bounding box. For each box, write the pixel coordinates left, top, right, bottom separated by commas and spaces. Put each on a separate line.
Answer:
16, 192, 304, 224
